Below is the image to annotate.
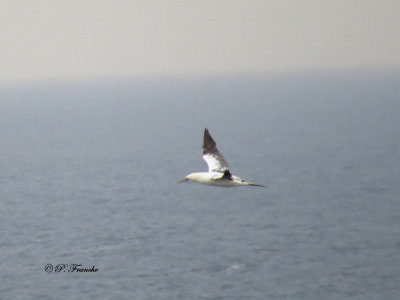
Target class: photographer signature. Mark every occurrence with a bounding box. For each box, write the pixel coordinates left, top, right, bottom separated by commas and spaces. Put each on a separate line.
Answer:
45, 264, 99, 273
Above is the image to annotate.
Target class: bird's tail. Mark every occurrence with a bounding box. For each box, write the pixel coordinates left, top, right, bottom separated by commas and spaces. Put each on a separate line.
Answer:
248, 183, 265, 187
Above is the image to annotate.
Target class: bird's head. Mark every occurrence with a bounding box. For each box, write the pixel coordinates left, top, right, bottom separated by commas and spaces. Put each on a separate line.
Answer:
177, 173, 197, 183
177, 177, 190, 183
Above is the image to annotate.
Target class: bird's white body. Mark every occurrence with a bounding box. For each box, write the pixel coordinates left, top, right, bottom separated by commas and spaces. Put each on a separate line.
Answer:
179, 128, 263, 188
185, 172, 254, 187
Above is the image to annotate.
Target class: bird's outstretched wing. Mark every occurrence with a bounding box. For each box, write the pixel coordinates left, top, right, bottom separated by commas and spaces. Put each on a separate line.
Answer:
202, 128, 229, 172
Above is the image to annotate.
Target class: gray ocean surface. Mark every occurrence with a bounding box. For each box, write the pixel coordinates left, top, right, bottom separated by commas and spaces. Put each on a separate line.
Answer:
1, 70, 400, 299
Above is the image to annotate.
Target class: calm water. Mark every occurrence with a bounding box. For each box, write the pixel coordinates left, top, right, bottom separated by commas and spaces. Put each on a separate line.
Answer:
1, 71, 400, 299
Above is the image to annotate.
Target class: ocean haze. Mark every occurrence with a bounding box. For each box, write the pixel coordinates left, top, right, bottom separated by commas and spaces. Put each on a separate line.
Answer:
1, 1, 399, 82
1, 70, 400, 299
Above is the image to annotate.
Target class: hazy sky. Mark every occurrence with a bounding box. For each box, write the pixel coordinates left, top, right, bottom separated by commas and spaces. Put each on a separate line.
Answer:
1, 1, 399, 82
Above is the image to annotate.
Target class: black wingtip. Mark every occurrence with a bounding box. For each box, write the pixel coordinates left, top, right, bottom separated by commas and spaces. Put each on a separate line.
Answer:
221, 169, 232, 180
203, 128, 217, 154
204, 128, 209, 140
204, 128, 212, 139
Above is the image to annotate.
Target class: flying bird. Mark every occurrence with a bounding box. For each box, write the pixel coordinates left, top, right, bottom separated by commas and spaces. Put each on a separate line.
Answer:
178, 128, 264, 187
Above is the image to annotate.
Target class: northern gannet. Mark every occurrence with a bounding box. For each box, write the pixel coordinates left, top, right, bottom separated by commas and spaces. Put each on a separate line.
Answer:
178, 128, 264, 187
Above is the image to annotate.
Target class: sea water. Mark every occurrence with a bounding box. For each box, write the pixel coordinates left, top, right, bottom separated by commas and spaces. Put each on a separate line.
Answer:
1, 71, 399, 299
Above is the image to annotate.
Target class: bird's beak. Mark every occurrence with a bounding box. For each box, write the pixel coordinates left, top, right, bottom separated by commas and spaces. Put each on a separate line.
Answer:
178, 178, 189, 183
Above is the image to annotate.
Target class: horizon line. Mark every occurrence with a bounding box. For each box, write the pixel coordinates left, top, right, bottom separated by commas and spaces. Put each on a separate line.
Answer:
1, 65, 399, 88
